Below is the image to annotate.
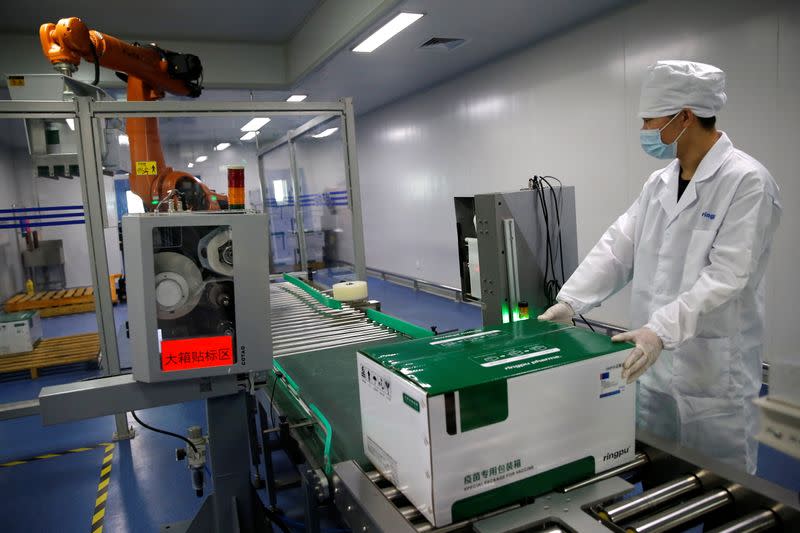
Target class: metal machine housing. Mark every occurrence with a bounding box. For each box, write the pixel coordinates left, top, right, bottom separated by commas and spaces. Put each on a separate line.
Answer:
456, 188, 578, 325
123, 211, 271, 383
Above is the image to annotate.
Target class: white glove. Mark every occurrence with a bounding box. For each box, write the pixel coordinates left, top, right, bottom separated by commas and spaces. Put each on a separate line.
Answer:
537, 302, 574, 325
612, 327, 663, 383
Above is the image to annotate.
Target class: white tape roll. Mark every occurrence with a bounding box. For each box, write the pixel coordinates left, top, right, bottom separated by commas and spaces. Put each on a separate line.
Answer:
332, 280, 368, 302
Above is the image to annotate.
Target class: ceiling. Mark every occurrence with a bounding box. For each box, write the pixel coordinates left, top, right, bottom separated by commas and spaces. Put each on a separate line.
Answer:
0, 0, 321, 43
0, 0, 641, 149
300, 0, 638, 114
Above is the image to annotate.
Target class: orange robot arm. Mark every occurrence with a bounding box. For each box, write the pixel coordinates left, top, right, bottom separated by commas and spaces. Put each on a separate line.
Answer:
40, 17, 225, 211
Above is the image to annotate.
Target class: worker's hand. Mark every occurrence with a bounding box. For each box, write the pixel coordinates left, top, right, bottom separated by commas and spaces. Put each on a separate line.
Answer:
612, 328, 663, 383
537, 302, 574, 325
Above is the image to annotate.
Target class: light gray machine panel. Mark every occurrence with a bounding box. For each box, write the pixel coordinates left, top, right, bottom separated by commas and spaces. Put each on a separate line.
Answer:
473, 188, 578, 326
123, 212, 271, 383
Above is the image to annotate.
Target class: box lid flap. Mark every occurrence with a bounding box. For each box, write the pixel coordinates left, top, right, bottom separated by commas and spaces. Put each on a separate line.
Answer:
0, 311, 37, 322
359, 320, 631, 395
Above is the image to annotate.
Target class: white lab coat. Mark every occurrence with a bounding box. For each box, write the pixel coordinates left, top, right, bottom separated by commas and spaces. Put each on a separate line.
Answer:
558, 133, 781, 473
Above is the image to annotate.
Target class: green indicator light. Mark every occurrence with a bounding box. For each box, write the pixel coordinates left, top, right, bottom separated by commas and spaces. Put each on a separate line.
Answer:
501, 303, 510, 324
151, 200, 159, 205
211, 195, 217, 201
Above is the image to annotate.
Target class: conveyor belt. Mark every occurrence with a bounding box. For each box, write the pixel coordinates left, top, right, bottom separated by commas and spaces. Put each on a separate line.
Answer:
262, 277, 428, 472
270, 282, 399, 357
260, 279, 800, 533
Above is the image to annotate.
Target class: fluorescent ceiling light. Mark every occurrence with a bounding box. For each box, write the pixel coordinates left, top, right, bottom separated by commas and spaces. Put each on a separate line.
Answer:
312, 128, 338, 139
195, 155, 208, 163
215, 142, 230, 151
118, 133, 129, 146
240, 131, 257, 141
353, 12, 424, 53
187, 162, 194, 168
287, 94, 307, 102
65, 118, 75, 131
240, 117, 271, 132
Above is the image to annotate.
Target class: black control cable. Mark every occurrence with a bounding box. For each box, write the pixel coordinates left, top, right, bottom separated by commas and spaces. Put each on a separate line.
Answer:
88, 40, 101, 86
530, 175, 596, 332
130, 410, 198, 453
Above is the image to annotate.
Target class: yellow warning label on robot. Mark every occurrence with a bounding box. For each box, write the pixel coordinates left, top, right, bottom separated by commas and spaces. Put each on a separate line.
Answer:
136, 161, 158, 176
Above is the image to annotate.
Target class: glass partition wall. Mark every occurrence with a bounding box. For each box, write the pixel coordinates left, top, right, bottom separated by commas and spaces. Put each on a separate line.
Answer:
0, 98, 366, 425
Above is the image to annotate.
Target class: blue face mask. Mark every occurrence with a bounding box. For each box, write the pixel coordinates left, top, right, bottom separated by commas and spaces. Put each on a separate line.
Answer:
640, 113, 687, 159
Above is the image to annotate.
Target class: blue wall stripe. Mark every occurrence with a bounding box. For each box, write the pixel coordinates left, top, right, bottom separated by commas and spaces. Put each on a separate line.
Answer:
0, 205, 84, 214
0, 212, 86, 222
0, 219, 85, 230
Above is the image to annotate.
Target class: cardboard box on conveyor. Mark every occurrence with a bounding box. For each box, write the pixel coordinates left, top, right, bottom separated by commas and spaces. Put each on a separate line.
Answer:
357, 319, 635, 527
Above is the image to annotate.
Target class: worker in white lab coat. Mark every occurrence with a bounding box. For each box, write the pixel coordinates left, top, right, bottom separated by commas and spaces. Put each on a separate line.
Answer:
539, 61, 781, 473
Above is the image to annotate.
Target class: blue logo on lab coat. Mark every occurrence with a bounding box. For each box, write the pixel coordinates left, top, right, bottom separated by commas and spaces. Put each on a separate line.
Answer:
701, 212, 716, 220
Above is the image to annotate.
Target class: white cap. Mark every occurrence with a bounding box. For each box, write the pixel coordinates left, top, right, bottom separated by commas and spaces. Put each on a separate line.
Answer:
638, 60, 727, 119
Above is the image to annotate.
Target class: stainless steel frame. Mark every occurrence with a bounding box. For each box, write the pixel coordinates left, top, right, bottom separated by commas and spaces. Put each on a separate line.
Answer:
0, 96, 368, 413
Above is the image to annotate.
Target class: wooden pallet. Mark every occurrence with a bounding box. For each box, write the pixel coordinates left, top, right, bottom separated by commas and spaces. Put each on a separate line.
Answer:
3, 274, 122, 315
0, 333, 99, 379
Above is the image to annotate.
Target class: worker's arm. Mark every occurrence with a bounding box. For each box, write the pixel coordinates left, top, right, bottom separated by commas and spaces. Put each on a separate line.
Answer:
645, 175, 781, 350
556, 194, 641, 315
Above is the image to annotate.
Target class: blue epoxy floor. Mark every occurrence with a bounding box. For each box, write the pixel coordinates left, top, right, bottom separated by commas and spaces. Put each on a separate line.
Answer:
0, 277, 798, 533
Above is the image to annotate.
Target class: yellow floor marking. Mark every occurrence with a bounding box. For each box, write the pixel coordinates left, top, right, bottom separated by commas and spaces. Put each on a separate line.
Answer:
102, 453, 113, 464
70, 447, 93, 453
35, 454, 60, 459
95, 492, 108, 506
92, 508, 105, 525
100, 464, 112, 477
0, 460, 26, 467
98, 478, 109, 491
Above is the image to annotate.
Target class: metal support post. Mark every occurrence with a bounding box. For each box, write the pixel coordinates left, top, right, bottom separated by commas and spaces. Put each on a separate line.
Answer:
301, 467, 322, 533
259, 400, 280, 510
341, 98, 368, 281
207, 392, 258, 533
165, 392, 265, 533
287, 139, 309, 273
74, 97, 133, 441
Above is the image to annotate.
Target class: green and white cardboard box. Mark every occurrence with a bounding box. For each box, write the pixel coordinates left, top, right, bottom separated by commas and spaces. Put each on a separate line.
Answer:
0, 311, 42, 356
357, 319, 635, 527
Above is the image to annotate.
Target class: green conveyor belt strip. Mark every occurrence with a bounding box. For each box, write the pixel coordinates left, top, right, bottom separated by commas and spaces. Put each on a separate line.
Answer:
280, 274, 433, 339
282, 273, 343, 309
309, 403, 333, 475
272, 359, 300, 393
364, 308, 434, 339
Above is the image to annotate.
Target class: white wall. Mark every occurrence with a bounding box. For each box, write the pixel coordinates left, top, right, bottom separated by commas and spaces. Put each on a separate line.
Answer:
356, 0, 798, 359
0, 145, 24, 302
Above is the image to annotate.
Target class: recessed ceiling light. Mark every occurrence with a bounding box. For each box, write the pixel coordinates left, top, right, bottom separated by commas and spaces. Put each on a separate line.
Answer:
287, 95, 307, 102
353, 12, 424, 53
240, 131, 257, 141
215, 142, 231, 151
65, 118, 75, 131
195, 155, 208, 163
118, 134, 129, 146
187, 162, 194, 168
312, 128, 339, 139
241, 117, 271, 132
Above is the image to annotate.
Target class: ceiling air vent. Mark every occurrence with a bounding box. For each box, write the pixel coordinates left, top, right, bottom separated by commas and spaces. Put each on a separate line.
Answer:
419, 37, 466, 51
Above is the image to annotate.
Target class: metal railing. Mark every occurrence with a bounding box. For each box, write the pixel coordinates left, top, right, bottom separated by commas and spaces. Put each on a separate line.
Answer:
365, 266, 471, 303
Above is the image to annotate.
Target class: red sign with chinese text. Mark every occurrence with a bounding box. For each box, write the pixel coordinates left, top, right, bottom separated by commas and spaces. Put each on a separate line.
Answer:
160, 335, 235, 372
